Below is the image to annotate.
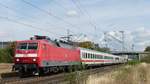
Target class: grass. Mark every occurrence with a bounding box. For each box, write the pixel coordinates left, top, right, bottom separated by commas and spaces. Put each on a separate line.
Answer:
141, 54, 150, 63
85, 63, 150, 84
127, 60, 141, 65
64, 71, 87, 84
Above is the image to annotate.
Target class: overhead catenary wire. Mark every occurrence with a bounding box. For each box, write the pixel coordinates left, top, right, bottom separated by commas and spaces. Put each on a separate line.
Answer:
71, 0, 97, 30
0, 0, 89, 42
0, 16, 62, 37
71, 0, 99, 42
0, 1, 82, 42
0, 2, 60, 28
0, 2, 39, 21
0, 2, 77, 35
51, 0, 69, 11
21, 0, 82, 30
48, 0, 88, 40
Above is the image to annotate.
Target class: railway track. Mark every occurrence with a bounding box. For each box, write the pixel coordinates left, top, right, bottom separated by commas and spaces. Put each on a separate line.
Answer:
0, 64, 123, 84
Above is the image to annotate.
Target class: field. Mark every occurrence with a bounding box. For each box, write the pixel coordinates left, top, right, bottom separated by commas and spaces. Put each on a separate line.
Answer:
0, 63, 13, 74
86, 63, 150, 84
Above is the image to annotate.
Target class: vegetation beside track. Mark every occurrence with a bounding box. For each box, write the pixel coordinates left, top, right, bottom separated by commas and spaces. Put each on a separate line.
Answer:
0, 42, 15, 63
127, 60, 141, 65
86, 63, 150, 84
141, 46, 150, 63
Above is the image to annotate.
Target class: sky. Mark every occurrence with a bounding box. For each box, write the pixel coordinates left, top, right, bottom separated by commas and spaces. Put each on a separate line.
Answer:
0, 0, 150, 51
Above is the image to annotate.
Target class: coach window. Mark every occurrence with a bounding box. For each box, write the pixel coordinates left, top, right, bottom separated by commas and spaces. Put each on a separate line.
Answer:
82, 53, 84, 58
82, 52, 85, 58
98, 55, 100, 59
92, 54, 94, 59
97, 55, 99, 59
85, 53, 87, 58
111, 57, 113, 59
99, 55, 101, 59
93, 55, 95, 59
104, 56, 107, 59
89, 54, 91, 59
89, 54, 92, 59
88, 53, 90, 58
84, 53, 86, 58
95, 55, 97, 59
95, 54, 97, 59
86, 53, 88, 58
86, 53, 89, 58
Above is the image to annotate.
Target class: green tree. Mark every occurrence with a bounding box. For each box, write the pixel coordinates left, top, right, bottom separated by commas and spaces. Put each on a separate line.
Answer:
141, 46, 150, 63
79, 41, 95, 50
78, 41, 110, 52
144, 46, 150, 52
0, 42, 16, 63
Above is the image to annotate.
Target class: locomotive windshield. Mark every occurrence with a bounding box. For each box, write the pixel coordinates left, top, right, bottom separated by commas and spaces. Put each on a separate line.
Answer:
17, 43, 38, 50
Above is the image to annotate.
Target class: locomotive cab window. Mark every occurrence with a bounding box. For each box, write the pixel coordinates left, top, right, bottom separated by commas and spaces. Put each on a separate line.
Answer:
17, 43, 38, 50
28, 43, 38, 50
17, 43, 27, 50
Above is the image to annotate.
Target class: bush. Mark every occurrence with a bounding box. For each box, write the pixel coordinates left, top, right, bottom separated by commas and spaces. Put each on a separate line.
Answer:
127, 60, 141, 65
141, 54, 150, 63
0, 42, 16, 63
0, 48, 13, 63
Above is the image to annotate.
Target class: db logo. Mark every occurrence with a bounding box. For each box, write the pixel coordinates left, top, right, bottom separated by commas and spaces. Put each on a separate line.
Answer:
65, 54, 68, 58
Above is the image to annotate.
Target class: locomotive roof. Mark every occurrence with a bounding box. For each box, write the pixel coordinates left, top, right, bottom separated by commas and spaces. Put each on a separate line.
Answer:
16, 39, 50, 43
16, 39, 77, 50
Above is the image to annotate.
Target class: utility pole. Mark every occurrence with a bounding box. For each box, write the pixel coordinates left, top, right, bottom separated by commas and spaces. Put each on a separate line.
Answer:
104, 32, 108, 48
119, 31, 125, 51
132, 44, 134, 51
103, 31, 126, 52
60, 29, 73, 42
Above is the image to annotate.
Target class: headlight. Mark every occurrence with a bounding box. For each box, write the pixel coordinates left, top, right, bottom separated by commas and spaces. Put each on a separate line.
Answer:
33, 58, 36, 62
16, 59, 19, 62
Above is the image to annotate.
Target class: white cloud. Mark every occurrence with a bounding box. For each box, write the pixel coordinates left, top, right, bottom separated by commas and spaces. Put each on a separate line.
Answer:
66, 10, 78, 17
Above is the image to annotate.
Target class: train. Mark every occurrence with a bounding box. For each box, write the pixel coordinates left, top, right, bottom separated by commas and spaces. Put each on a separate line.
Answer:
13, 35, 127, 76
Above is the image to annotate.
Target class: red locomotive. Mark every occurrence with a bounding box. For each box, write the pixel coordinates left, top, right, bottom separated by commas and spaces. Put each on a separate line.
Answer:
13, 35, 127, 76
